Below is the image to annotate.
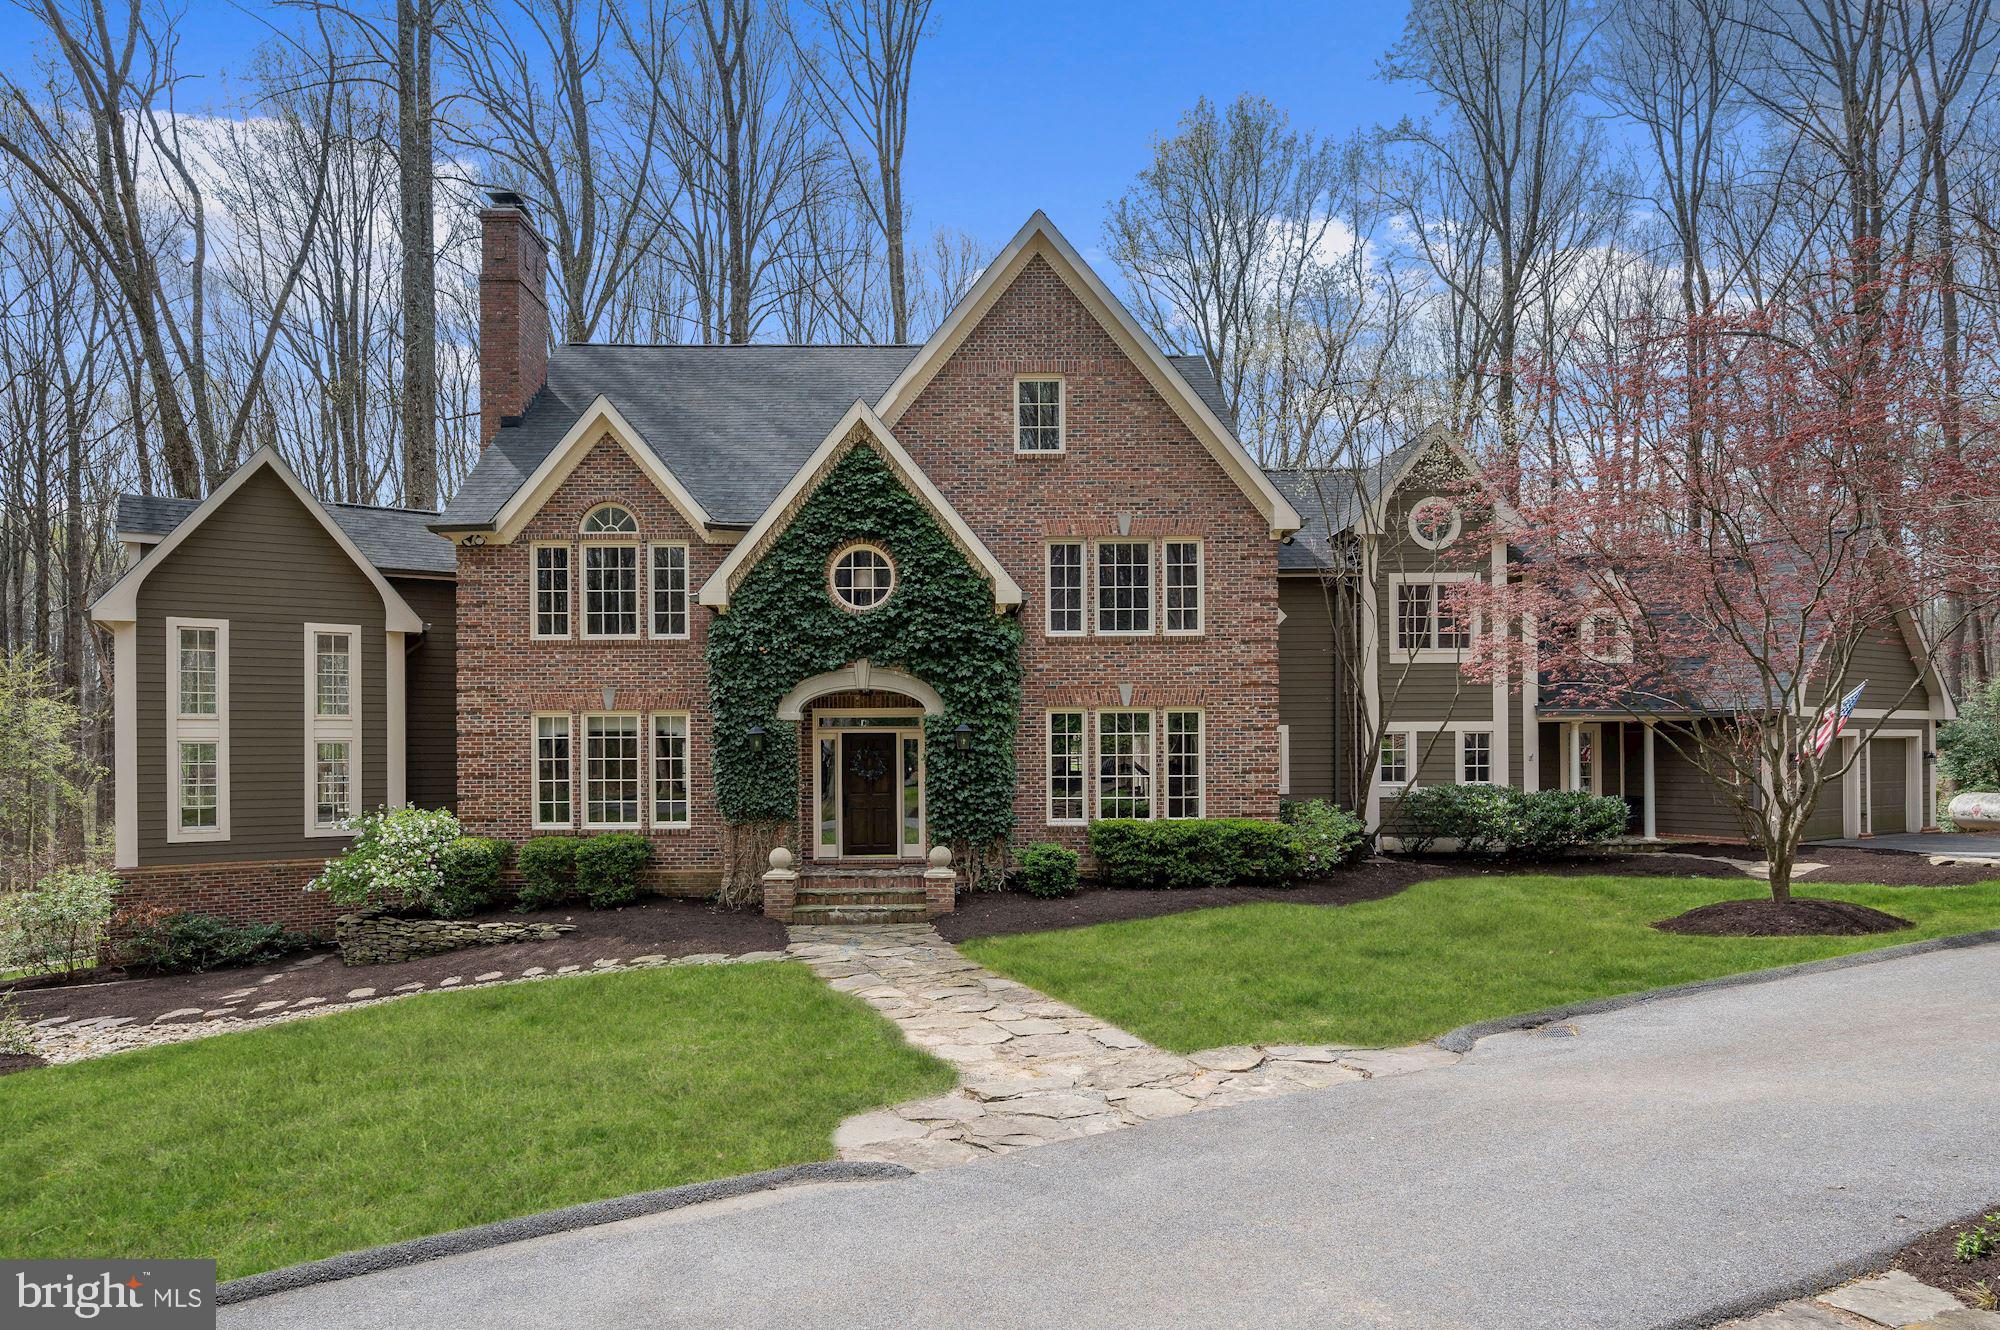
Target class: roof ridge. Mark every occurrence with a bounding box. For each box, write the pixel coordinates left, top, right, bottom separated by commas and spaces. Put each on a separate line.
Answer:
559, 341, 924, 350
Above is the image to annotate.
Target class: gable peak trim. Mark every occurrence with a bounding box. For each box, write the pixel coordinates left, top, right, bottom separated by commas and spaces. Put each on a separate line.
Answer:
480, 395, 722, 544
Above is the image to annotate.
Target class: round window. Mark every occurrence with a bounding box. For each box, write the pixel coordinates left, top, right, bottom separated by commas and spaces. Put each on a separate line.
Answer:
1409, 497, 1462, 550
829, 544, 894, 611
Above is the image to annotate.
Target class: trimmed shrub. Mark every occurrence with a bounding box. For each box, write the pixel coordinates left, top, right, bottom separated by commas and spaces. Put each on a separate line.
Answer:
515, 837, 580, 911
1015, 842, 1080, 899
575, 833, 651, 909
308, 807, 464, 916
1088, 818, 1301, 890
0, 865, 118, 980
1397, 784, 1627, 859
119, 910, 313, 974
1282, 800, 1369, 876
435, 837, 510, 918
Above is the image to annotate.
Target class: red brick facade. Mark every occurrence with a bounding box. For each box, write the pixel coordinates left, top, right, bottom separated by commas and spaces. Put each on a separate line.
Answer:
115, 859, 341, 938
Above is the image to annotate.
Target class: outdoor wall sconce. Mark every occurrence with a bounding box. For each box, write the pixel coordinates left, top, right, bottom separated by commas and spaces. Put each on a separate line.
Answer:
748, 724, 767, 754
954, 721, 973, 753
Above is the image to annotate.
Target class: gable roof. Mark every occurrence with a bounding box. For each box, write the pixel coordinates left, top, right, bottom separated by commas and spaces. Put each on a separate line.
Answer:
1264, 434, 1436, 572
873, 211, 1300, 536
116, 493, 455, 577
699, 400, 1023, 611
93, 448, 424, 631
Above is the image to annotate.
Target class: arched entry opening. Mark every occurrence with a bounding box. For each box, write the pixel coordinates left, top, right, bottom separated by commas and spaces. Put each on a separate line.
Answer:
782, 662, 940, 860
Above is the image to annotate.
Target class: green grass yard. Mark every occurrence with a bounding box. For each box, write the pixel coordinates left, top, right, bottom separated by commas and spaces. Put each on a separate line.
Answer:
960, 874, 2000, 1053
0, 962, 952, 1279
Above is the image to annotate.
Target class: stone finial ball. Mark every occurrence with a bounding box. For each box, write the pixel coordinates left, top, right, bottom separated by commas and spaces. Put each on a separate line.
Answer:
927, 844, 953, 870
769, 846, 795, 871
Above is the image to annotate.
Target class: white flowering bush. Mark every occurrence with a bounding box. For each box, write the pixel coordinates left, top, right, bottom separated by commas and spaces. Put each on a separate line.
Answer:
0, 864, 118, 979
309, 807, 465, 916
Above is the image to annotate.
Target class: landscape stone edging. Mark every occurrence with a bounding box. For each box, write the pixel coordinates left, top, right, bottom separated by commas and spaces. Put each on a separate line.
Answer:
333, 910, 576, 966
216, 1160, 911, 1306
1434, 926, 2000, 1053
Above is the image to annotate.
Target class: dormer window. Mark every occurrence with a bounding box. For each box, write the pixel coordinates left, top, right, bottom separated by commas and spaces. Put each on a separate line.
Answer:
1581, 610, 1633, 665
1016, 378, 1063, 453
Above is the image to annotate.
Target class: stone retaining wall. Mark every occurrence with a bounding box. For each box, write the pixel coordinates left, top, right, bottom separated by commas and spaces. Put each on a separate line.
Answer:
335, 910, 576, 967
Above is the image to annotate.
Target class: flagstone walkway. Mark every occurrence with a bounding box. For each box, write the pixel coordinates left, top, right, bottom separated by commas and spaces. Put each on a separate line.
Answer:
784, 922, 1460, 1171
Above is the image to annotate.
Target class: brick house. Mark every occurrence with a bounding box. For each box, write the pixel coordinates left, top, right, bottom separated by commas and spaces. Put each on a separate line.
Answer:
91, 200, 1953, 931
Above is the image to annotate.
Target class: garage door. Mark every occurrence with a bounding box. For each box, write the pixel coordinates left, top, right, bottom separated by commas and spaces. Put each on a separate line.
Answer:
1870, 738, 1909, 834
1802, 749, 1846, 841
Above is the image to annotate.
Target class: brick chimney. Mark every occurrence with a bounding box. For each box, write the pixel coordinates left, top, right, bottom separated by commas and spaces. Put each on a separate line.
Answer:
479, 190, 550, 448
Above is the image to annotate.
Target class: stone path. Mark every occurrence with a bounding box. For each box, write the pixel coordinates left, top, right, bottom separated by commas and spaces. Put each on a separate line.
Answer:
1678, 853, 1831, 881
1725, 1270, 1997, 1329
24, 946, 787, 1065
785, 922, 1459, 1171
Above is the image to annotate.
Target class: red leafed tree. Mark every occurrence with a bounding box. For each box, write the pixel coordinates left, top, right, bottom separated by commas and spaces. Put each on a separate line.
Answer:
1463, 258, 2000, 900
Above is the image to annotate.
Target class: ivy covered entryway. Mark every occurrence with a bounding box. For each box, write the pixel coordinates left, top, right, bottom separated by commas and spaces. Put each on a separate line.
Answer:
705, 440, 1023, 898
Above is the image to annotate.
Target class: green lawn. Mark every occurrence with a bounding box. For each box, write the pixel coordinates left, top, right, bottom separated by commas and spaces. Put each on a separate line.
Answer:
0, 962, 951, 1279
960, 874, 2000, 1053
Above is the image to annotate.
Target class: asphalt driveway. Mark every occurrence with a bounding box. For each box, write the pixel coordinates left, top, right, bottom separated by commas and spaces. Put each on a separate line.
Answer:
225, 943, 2000, 1330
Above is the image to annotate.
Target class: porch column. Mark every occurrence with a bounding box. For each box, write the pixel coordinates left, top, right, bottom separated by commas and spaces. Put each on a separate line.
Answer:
1565, 723, 1580, 793
1642, 722, 1657, 841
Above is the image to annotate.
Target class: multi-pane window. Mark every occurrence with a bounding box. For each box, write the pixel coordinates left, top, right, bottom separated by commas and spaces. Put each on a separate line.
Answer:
305, 626, 359, 832
1096, 541, 1153, 634
1016, 377, 1062, 452
178, 626, 217, 716
652, 713, 690, 827
830, 545, 894, 610
1047, 711, 1086, 823
584, 714, 642, 827
1164, 710, 1203, 818
1394, 579, 1471, 653
1379, 732, 1411, 787
534, 545, 571, 638
534, 715, 572, 828
583, 544, 639, 637
1047, 542, 1084, 635
178, 741, 219, 830
1097, 710, 1154, 819
1461, 730, 1493, 784
1164, 541, 1202, 634
581, 504, 638, 535
651, 544, 689, 638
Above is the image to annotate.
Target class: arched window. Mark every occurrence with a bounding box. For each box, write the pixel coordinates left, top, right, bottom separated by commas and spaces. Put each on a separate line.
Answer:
581, 504, 638, 535
829, 544, 895, 611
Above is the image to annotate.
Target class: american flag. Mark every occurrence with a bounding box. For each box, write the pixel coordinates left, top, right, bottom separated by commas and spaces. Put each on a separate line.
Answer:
1806, 682, 1866, 759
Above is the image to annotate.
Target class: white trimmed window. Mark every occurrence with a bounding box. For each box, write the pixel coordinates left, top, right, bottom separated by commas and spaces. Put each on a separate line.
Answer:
1097, 709, 1154, 819
1278, 724, 1292, 796
534, 714, 573, 828
829, 544, 895, 611
1379, 731, 1411, 788
167, 618, 228, 841
1016, 377, 1063, 452
583, 713, 642, 828
1164, 540, 1203, 634
1047, 710, 1086, 824
533, 544, 571, 639
1046, 542, 1085, 636
651, 543, 689, 638
582, 544, 639, 638
581, 504, 638, 535
652, 713, 690, 828
304, 624, 361, 833
1461, 730, 1494, 784
1096, 541, 1153, 635
1391, 575, 1473, 658
1164, 709, 1203, 818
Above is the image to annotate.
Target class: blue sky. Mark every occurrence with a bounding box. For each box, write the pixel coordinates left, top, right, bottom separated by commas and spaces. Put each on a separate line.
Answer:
0, 0, 1429, 257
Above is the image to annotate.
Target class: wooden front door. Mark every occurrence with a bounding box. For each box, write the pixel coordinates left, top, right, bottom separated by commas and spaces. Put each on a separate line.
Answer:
841, 733, 898, 856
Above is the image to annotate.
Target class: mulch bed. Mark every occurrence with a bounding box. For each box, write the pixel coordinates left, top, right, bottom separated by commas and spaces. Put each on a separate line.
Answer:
1651, 897, 1914, 937
1894, 1202, 2000, 1308
934, 858, 1445, 942
0, 1051, 48, 1078
3, 897, 787, 1029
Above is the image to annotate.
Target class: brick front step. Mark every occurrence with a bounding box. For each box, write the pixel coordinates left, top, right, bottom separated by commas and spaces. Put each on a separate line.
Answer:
789, 903, 932, 925
797, 884, 929, 907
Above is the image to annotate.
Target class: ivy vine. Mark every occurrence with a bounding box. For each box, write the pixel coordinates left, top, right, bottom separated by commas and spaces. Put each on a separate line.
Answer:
705, 444, 1024, 850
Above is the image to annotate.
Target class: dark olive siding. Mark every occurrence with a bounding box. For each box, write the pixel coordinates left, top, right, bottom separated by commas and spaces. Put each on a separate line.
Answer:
135, 466, 389, 865
1278, 576, 1339, 803
1651, 727, 1747, 841
1830, 627, 1931, 713
392, 576, 459, 812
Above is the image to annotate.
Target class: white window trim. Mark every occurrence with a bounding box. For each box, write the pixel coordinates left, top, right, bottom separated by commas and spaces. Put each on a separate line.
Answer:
1278, 723, 1292, 796
1459, 728, 1496, 785
1380, 721, 1499, 793
1046, 708, 1088, 826
1163, 538, 1205, 637
808, 708, 929, 859
581, 712, 645, 830
1387, 571, 1479, 664
303, 623, 363, 836
580, 541, 642, 641
1163, 707, 1206, 819
579, 502, 639, 536
1407, 497, 1463, 550
649, 542, 691, 640
530, 542, 572, 641
1095, 707, 1156, 819
650, 711, 693, 830
1093, 539, 1156, 637
1377, 727, 1417, 792
827, 542, 897, 613
532, 712, 575, 830
165, 616, 230, 844
1045, 540, 1087, 638
1581, 610, 1634, 665
1013, 374, 1066, 455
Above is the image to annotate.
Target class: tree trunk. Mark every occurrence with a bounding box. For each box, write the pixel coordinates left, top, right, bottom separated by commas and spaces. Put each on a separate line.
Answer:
398, 0, 439, 508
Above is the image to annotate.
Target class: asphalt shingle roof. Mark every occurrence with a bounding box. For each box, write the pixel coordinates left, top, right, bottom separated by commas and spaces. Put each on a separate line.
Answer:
1264, 434, 1434, 573
115, 493, 456, 577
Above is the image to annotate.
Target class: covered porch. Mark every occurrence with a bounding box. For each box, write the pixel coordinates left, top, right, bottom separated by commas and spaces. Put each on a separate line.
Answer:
1537, 717, 1662, 841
